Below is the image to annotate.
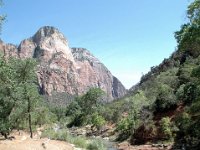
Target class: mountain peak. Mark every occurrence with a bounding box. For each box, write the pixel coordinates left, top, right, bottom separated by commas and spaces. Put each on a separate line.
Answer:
36, 26, 59, 36
32, 26, 66, 44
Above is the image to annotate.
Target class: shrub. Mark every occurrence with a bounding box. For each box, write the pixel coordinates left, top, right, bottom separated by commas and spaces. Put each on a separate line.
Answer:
154, 84, 177, 112
116, 115, 137, 141
87, 139, 106, 150
41, 127, 88, 148
66, 88, 105, 127
72, 136, 87, 148
160, 117, 174, 141
91, 113, 106, 130
41, 128, 69, 141
116, 117, 132, 135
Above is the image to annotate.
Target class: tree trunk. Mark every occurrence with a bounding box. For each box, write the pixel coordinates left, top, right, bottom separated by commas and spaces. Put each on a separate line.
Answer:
1, 132, 8, 139
4, 133, 8, 139
28, 97, 33, 138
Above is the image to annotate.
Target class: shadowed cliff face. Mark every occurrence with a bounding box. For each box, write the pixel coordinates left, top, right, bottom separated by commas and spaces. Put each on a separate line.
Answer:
0, 26, 127, 101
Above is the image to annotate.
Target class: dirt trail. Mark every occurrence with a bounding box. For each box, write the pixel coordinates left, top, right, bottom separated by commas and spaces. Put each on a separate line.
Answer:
0, 130, 74, 150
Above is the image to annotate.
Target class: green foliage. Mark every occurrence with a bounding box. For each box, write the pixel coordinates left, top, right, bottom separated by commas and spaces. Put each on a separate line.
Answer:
175, 0, 200, 57
14, 58, 41, 138
66, 88, 105, 127
91, 113, 106, 130
175, 108, 200, 148
117, 117, 131, 134
32, 105, 57, 126
182, 83, 198, 104
0, 56, 54, 138
116, 0, 200, 146
187, 0, 200, 25
66, 97, 82, 118
175, 112, 191, 135
87, 139, 106, 150
160, 117, 174, 141
72, 136, 87, 148
156, 68, 179, 89
101, 98, 131, 123
0, 56, 21, 137
175, 84, 185, 101
41, 128, 66, 140
177, 59, 196, 84
154, 84, 176, 112
116, 91, 149, 141
175, 24, 200, 57
116, 111, 140, 141
80, 88, 105, 116
49, 106, 67, 122
41, 127, 87, 148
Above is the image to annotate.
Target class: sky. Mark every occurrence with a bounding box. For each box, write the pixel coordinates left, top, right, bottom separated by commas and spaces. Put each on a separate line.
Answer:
1, 0, 192, 89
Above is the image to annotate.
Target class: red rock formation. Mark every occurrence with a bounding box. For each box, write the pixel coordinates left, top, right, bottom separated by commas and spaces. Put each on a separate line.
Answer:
0, 26, 127, 101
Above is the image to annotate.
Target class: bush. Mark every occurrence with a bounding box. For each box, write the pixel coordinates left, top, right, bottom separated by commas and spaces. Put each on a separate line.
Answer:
41, 127, 88, 148
160, 117, 174, 141
175, 101, 200, 148
66, 88, 105, 127
175, 112, 191, 133
41, 128, 69, 141
91, 113, 106, 130
72, 136, 87, 148
117, 112, 141, 141
154, 84, 177, 112
116, 117, 132, 135
87, 139, 106, 150
182, 83, 200, 104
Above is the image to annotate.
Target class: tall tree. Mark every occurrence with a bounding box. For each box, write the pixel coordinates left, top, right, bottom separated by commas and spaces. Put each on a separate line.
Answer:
15, 58, 40, 138
175, 0, 200, 57
0, 57, 17, 138
0, 56, 41, 138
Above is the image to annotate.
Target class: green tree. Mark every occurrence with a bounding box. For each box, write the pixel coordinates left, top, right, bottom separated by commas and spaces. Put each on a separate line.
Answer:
0, 57, 17, 138
175, 0, 200, 57
0, 57, 42, 138
15, 58, 40, 138
66, 88, 105, 127
80, 88, 104, 116
187, 0, 200, 25
154, 84, 176, 112
116, 91, 148, 141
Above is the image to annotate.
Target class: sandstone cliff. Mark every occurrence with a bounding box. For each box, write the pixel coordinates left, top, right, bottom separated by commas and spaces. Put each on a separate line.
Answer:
0, 26, 127, 101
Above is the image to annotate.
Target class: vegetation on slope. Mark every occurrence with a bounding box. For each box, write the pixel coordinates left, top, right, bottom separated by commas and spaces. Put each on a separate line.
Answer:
103, 0, 200, 149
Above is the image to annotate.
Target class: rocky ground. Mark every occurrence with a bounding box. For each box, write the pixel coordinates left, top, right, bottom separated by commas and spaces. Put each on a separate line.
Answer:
118, 142, 173, 150
69, 125, 173, 150
0, 130, 74, 150
0, 128, 174, 150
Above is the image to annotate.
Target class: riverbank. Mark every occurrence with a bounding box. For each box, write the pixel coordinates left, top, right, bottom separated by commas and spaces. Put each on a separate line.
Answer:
0, 130, 74, 150
0, 127, 174, 150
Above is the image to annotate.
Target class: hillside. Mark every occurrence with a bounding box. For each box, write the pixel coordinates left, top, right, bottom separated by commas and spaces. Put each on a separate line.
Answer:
107, 1, 200, 149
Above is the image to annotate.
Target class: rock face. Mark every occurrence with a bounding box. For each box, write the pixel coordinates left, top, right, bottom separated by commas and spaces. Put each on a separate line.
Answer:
0, 26, 127, 101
